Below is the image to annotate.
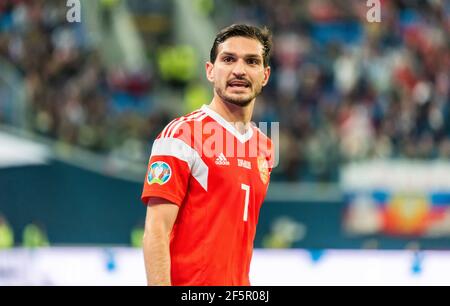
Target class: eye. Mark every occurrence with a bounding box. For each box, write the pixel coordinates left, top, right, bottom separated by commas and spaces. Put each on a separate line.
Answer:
246, 58, 260, 65
223, 56, 234, 63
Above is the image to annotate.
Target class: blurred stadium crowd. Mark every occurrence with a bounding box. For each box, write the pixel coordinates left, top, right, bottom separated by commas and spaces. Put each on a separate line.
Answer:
0, 0, 449, 182
0, 0, 168, 163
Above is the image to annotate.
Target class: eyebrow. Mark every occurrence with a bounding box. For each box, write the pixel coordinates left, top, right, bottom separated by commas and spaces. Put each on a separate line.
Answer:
220, 52, 262, 59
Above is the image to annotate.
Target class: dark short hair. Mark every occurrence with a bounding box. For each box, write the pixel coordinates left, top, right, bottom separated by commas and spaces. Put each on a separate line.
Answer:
210, 24, 272, 67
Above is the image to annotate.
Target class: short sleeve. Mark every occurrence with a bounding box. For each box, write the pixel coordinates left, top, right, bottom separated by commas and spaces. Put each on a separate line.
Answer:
141, 137, 195, 207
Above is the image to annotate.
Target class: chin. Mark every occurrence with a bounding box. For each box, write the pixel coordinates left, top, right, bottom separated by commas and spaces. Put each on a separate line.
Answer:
216, 88, 256, 107
224, 97, 253, 107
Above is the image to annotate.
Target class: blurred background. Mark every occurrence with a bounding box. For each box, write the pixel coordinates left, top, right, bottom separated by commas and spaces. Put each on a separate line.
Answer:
0, 0, 449, 285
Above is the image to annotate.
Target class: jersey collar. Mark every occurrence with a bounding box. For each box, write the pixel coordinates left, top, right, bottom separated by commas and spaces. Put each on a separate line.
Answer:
201, 105, 254, 143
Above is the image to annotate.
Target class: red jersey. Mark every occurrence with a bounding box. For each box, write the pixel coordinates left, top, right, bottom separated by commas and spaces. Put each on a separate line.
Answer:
141, 105, 273, 286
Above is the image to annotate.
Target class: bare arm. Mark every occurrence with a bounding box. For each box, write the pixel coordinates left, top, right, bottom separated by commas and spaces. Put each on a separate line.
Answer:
143, 197, 179, 286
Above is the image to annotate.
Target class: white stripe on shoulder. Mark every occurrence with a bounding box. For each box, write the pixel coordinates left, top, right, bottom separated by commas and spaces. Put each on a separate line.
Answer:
167, 111, 207, 138
161, 118, 179, 138
151, 137, 208, 191
161, 110, 202, 138
163, 111, 204, 138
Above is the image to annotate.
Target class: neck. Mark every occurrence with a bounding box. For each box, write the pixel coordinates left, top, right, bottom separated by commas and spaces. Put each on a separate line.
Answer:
208, 96, 254, 134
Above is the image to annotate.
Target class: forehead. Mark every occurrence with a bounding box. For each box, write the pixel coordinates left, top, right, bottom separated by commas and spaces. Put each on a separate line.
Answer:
217, 36, 264, 58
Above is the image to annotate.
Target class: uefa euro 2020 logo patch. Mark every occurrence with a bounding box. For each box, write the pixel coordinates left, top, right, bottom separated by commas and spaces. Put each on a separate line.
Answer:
147, 161, 172, 185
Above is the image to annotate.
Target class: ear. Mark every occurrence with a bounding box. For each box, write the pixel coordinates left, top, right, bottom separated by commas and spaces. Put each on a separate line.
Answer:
205, 62, 215, 83
262, 66, 271, 87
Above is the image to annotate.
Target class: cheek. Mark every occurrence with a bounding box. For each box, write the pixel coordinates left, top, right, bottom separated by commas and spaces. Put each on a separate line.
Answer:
215, 69, 229, 83
211, 67, 220, 77
253, 71, 266, 85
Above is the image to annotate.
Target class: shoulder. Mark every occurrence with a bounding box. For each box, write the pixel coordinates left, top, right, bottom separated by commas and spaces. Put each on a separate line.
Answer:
157, 108, 209, 141
152, 108, 209, 160
252, 124, 273, 147
252, 124, 274, 167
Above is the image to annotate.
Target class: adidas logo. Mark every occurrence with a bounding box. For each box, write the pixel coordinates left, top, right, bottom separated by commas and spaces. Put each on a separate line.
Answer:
215, 153, 230, 166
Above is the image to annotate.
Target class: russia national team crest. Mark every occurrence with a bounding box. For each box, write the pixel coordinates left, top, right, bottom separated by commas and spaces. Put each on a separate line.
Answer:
257, 156, 270, 184
147, 161, 172, 185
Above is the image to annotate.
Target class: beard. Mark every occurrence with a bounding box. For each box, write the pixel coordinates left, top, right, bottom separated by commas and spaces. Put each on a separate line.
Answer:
215, 84, 262, 107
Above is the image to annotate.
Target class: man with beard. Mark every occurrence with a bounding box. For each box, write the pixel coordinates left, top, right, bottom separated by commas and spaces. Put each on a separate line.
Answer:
141, 24, 274, 286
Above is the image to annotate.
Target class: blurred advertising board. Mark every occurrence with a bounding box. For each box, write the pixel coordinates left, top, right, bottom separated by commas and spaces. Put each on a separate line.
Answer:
342, 161, 450, 237
1, 248, 450, 285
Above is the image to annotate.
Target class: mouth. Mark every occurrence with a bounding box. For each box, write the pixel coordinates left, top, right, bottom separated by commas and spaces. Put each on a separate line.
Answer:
227, 80, 251, 89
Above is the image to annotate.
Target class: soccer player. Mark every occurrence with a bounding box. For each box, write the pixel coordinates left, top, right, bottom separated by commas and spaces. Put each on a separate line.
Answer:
141, 24, 274, 286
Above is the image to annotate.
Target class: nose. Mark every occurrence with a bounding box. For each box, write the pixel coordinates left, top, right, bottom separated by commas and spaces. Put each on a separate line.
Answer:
231, 59, 246, 78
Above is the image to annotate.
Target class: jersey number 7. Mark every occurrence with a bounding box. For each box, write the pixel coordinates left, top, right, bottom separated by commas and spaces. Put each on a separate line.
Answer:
241, 184, 250, 222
